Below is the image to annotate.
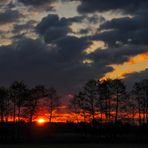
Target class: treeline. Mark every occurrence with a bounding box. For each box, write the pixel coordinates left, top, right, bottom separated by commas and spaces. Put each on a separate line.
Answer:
71, 79, 148, 126
0, 79, 148, 143
0, 81, 59, 123
0, 79, 148, 125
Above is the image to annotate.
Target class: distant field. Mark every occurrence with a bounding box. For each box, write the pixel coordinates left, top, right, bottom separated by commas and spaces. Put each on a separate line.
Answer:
0, 144, 148, 148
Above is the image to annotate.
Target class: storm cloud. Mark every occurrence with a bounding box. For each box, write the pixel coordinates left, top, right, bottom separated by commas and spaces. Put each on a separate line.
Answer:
96, 15, 148, 47
0, 10, 22, 25
124, 69, 148, 89
0, 0, 147, 94
77, 0, 148, 14
0, 37, 94, 94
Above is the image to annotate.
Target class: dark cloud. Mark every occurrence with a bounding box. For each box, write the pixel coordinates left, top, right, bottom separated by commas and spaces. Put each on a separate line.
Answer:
77, 0, 148, 48
87, 14, 105, 24
77, 0, 148, 14
17, 0, 55, 11
36, 14, 93, 43
87, 45, 148, 67
97, 15, 148, 46
79, 28, 91, 34
101, 17, 139, 31
0, 37, 91, 94
18, 0, 55, 6
36, 14, 86, 36
36, 14, 70, 43
36, 13, 105, 43
13, 20, 36, 33
37, 14, 60, 34
123, 69, 148, 89
0, 0, 147, 94
0, 10, 22, 25
1, 36, 146, 94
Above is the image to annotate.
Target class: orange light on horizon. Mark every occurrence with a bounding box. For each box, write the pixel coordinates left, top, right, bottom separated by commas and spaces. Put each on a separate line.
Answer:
37, 118, 46, 124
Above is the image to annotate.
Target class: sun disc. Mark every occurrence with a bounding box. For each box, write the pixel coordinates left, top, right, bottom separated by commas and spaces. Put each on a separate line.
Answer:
37, 118, 45, 124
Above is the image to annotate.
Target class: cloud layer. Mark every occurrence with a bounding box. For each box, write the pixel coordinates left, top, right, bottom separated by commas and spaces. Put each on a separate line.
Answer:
0, 0, 147, 94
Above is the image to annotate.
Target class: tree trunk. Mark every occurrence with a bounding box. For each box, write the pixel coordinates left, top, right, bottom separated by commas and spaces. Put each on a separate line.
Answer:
83, 111, 86, 123
49, 102, 53, 123
108, 97, 111, 121
115, 92, 119, 123
0, 104, 4, 123
91, 98, 95, 126
5, 98, 9, 123
132, 106, 135, 125
29, 114, 33, 124
49, 110, 53, 123
13, 98, 16, 122
146, 100, 148, 124
146, 92, 148, 124
18, 106, 21, 122
105, 99, 108, 123
138, 102, 141, 125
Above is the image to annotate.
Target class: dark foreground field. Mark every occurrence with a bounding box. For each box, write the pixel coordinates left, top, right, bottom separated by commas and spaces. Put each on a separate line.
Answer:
0, 144, 148, 148
1, 122, 148, 144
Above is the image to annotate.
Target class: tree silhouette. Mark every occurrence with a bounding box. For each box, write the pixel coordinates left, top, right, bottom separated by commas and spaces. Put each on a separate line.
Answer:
132, 79, 148, 125
76, 80, 99, 126
0, 87, 8, 123
44, 87, 59, 123
25, 85, 45, 124
71, 92, 88, 123
132, 82, 143, 125
97, 79, 112, 122
10, 81, 28, 122
110, 79, 126, 123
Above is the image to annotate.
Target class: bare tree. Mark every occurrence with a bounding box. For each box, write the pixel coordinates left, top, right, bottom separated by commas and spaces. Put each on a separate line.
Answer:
44, 87, 59, 123
0, 87, 8, 123
10, 81, 28, 122
127, 92, 137, 125
25, 85, 45, 124
140, 79, 148, 124
132, 79, 148, 125
132, 82, 143, 125
110, 79, 127, 123
97, 79, 112, 122
79, 80, 99, 126
71, 92, 88, 123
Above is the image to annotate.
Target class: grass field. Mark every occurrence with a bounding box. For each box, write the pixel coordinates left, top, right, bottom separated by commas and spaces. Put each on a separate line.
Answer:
0, 144, 148, 148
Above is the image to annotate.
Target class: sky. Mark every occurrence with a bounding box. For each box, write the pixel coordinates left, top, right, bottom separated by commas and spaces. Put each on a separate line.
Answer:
0, 0, 148, 95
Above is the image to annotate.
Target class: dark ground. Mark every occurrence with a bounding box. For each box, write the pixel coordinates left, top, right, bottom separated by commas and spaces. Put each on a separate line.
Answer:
0, 144, 148, 148
1, 122, 148, 144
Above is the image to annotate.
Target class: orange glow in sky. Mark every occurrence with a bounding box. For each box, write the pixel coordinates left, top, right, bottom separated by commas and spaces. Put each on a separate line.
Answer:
37, 118, 46, 124
102, 52, 148, 79
84, 40, 107, 54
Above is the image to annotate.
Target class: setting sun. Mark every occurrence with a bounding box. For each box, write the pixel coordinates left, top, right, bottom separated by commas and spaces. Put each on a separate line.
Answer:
37, 118, 45, 124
